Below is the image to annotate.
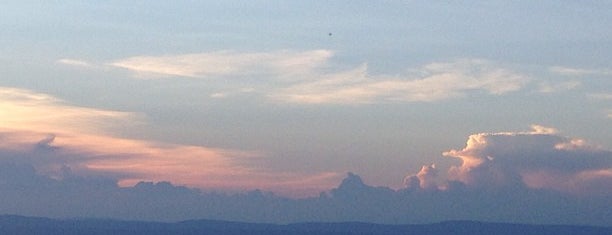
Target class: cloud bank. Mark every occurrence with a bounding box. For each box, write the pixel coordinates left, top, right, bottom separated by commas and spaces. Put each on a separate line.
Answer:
0, 124, 610, 225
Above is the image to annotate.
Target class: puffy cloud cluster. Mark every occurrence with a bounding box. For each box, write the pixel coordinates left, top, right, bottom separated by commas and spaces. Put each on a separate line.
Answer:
407, 125, 612, 196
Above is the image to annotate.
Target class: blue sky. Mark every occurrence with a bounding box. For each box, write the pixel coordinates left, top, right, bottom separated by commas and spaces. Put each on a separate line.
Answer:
1, 1, 611, 201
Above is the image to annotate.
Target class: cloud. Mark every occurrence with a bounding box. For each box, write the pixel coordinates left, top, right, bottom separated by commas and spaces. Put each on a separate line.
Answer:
272, 59, 530, 104
538, 80, 580, 93
56, 58, 93, 68
588, 93, 612, 100
437, 125, 612, 195
106, 51, 530, 104
210, 87, 256, 99
0, 163, 610, 225
404, 164, 438, 190
549, 66, 612, 76
0, 87, 135, 135
0, 87, 338, 197
0, 128, 610, 225
110, 50, 333, 78
586, 93, 612, 119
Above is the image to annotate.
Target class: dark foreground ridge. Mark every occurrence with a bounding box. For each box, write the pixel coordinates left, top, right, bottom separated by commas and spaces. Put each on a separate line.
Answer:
1, 215, 611, 235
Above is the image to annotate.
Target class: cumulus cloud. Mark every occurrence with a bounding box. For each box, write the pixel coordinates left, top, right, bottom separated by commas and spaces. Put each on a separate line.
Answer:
404, 164, 439, 190
0, 87, 339, 197
409, 125, 612, 195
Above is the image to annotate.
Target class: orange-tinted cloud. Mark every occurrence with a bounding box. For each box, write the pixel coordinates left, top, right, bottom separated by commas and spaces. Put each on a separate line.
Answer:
0, 87, 340, 197
110, 50, 333, 79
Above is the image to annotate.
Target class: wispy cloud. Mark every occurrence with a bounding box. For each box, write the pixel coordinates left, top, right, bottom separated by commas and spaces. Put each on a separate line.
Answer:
586, 93, 612, 119
537, 80, 581, 93
110, 50, 333, 79
210, 87, 256, 99
0, 87, 135, 135
0, 87, 338, 197
106, 51, 530, 104
272, 59, 530, 104
588, 92, 612, 100
549, 66, 612, 76
57, 58, 94, 68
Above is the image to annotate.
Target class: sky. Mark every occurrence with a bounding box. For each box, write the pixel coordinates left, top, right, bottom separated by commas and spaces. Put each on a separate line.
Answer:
0, 1, 611, 225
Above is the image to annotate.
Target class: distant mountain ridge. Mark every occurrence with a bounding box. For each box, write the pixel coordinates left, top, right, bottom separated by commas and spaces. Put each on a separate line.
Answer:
1, 215, 610, 235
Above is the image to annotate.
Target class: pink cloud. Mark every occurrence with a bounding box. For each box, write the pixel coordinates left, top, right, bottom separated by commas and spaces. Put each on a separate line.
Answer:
0, 87, 340, 197
407, 125, 612, 196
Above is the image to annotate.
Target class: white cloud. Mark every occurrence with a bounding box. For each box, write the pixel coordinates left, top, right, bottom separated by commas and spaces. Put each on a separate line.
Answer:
110, 50, 333, 79
404, 125, 612, 196
438, 125, 612, 195
538, 80, 580, 93
272, 59, 530, 104
588, 93, 612, 100
57, 58, 93, 67
586, 93, 612, 119
549, 66, 612, 76
106, 50, 530, 104
210, 87, 257, 99
404, 164, 439, 190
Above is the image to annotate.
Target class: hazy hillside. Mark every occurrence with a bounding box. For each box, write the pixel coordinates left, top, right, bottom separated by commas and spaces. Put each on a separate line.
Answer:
1, 215, 610, 235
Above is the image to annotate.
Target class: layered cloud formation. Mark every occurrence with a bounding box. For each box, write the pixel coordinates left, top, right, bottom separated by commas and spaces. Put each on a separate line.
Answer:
0, 87, 339, 196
